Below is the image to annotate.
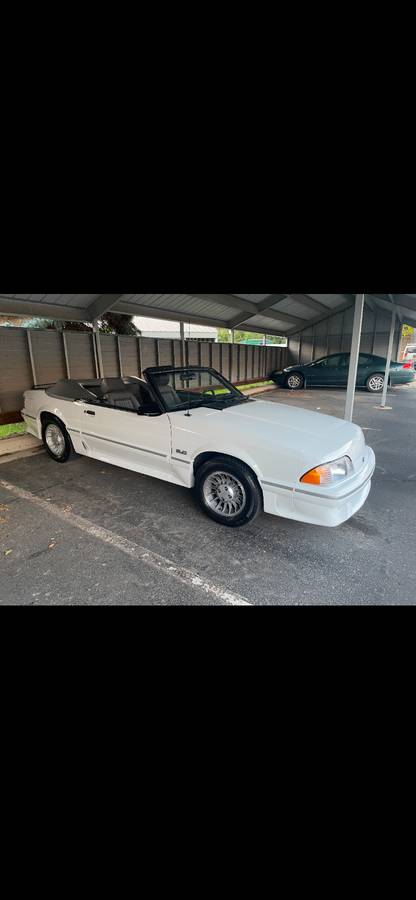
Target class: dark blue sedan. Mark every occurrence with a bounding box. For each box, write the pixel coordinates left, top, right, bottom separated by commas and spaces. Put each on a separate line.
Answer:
270, 353, 415, 393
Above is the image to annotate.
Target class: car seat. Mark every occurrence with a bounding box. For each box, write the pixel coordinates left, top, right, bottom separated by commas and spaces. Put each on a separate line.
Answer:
103, 390, 140, 411
101, 378, 128, 394
155, 374, 181, 408
127, 381, 154, 406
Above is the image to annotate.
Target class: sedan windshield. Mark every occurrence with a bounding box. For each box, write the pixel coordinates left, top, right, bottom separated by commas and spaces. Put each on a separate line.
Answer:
148, 369, 247, 413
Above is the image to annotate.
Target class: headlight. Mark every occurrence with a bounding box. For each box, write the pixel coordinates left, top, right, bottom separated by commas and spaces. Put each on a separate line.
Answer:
301, 456, 353, 486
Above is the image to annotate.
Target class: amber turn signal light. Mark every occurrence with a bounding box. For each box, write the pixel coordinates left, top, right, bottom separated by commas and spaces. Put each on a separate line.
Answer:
301, 466, 329, 485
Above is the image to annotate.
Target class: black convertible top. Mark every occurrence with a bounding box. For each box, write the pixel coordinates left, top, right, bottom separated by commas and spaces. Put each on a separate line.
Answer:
45, 377, 149, 403
45, 380, 99, 402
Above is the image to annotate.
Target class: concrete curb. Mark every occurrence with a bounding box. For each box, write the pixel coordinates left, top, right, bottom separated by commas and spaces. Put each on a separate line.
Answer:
243, 385, 277, 397
0, 433, 43, 463
0, 447, 45, 465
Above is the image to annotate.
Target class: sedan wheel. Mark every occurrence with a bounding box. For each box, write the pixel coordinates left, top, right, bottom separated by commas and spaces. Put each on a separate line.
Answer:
286, 373, 304, 390
366, 374, 385, 393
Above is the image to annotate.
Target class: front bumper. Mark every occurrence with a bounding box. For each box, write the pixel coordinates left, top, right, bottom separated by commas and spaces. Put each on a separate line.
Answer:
262, 447, 376, 527
271, 372, 286, 386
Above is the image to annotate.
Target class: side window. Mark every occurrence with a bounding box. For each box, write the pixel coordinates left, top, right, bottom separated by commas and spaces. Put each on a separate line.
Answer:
325, 355, 343, 368
315, 356, 339, 368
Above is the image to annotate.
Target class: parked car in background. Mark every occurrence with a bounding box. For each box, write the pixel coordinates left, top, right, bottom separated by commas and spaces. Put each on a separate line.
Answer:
403, 343, 416, 369
22, 366, 375, 529
270, 353, 416, 393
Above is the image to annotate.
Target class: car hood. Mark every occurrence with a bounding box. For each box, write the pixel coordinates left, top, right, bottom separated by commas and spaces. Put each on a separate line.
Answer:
225, 399, 359, 443
175, 399, 366, 468
282, 363, 309, 372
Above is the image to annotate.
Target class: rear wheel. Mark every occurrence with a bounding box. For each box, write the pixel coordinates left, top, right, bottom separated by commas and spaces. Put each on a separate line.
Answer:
285, 372, 304, 390
366, 373, 385, 393
195, 458, 263, 527
42, 417, 75, 463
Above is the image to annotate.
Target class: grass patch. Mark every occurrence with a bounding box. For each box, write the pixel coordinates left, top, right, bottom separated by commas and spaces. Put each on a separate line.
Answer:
0, 422, 27, 440
240, 380, 274, 391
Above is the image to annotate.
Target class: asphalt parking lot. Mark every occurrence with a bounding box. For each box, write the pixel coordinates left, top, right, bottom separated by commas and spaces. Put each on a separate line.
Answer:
1, 383, 415, 605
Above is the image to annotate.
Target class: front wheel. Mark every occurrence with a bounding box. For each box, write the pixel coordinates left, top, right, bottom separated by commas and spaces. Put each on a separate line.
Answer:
285, 373, 304, 390
195, 458, 263, 528
42, 417, 75, 463
366, 373, 385, 393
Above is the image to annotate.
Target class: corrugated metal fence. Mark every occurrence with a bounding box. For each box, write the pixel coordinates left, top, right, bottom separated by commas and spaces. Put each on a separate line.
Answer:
0, 327, 288, 415
286, 304, 401, 367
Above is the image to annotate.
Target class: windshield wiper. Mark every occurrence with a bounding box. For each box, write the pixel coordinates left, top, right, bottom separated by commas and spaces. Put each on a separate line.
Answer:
223, 395, 249, 405
172, 394, 248, 412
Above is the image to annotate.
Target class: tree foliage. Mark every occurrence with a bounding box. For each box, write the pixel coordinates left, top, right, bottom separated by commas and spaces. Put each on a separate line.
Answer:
99, 313, 138, 335
217, 328, 286, 344
15, 314, 138, 334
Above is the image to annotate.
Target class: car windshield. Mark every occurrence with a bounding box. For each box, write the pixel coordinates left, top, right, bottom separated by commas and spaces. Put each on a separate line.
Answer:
148, 368, 247, 412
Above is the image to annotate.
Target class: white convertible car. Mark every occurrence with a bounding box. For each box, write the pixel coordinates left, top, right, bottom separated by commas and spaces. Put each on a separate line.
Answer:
22, 366, 376, 528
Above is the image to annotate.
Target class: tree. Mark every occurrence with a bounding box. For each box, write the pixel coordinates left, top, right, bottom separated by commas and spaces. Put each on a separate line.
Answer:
99, 313, 138, 335
218, 328, 232, 342
15, 314, 138, 335
217, 328, 286, 344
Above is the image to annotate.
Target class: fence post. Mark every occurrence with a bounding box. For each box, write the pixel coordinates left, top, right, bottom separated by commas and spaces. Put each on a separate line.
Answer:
137, 337, 143, 377
92, 331, 100, 378
93, 321, 105, 378
117, 336, 123, 377
27, 331, 38, 386
62, 332, 71, 378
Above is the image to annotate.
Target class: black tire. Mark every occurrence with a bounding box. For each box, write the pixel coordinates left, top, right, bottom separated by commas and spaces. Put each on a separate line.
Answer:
366, 373, 385, 393
42, 415, 76, 463
195, 457, 263, 528
285, 372, 305, 390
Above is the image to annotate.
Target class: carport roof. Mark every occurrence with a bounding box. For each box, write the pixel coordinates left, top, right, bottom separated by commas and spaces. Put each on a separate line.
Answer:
1, 292, 416, 335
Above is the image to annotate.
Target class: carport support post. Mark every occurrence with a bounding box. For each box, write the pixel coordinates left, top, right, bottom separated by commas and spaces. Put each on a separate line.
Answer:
93, 320, 105, 379
380, 308, 396, 409
344, 293, 365, 422
180, 322, 186, 367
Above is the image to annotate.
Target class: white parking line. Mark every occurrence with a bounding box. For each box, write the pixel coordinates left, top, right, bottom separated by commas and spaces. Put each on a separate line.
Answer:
0, 479, 252, 607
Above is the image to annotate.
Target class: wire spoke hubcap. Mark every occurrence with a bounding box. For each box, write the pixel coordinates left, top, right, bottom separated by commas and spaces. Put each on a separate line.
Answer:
203, 472, 246, 518
45, 424, 65, 458
288, 375, 302, 389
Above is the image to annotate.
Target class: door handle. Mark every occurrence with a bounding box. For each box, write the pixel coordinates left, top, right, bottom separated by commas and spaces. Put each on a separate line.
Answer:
84, 410, 96, 416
